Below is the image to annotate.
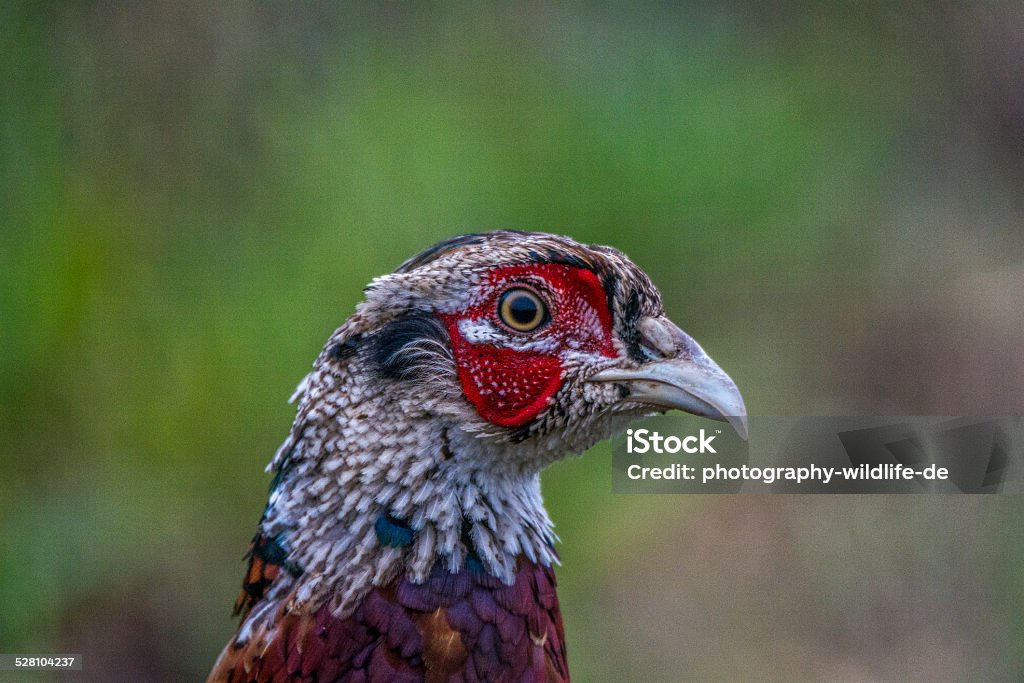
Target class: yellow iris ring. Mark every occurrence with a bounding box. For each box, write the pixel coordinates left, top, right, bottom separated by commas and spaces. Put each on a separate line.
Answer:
498, 288, 547, 332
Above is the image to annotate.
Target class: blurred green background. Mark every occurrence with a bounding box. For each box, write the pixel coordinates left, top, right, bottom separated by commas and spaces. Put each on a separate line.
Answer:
2, 3, 1023, 681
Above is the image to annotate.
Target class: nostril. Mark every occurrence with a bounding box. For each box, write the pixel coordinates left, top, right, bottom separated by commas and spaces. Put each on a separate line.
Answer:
639, 343, 663, 361
637, 317, 679, 359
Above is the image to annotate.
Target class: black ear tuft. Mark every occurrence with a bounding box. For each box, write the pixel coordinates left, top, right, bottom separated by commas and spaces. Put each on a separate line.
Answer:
365, 312, 453, 382
395, 233, 491, 273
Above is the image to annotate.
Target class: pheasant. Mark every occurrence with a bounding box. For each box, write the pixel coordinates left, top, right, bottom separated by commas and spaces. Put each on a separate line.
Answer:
208, 230, 746, 682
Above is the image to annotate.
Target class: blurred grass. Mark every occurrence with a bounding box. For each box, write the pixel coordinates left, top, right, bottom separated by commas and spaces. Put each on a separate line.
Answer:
2, 2, 1023, 681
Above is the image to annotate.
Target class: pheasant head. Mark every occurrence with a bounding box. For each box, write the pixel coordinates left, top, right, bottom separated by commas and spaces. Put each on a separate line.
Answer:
210, 230, 746, 682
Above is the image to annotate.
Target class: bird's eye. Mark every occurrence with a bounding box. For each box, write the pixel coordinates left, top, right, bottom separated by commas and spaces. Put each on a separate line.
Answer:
498, 288, 548, 332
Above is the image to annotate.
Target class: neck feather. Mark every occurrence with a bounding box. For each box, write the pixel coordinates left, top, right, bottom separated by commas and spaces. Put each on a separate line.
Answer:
259, 358, 558, 618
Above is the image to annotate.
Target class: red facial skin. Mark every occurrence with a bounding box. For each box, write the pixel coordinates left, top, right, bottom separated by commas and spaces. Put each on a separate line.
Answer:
440, 264, 616, 428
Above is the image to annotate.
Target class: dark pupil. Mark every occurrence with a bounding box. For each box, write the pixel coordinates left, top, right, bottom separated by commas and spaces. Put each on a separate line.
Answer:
508, 294, 538, 325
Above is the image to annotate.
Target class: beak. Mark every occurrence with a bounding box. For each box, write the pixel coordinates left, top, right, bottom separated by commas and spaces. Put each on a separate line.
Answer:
587, 317, 748, 440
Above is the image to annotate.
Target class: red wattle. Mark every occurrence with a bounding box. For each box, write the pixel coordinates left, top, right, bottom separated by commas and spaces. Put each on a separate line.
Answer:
450, 343, 564, 428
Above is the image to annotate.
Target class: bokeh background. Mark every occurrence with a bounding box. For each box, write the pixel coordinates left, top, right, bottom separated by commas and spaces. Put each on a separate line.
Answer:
3, 3, 1023, 681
